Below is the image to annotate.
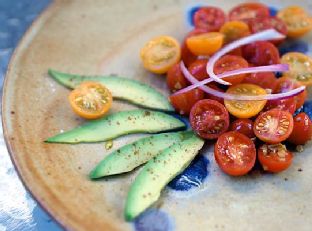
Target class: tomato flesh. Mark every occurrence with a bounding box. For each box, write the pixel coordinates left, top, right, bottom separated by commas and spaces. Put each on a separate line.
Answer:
194, 7, 226, 32
230, 119, 255, 138
188, 59, 209, 81
214, 131, 256, 176
288, 112, 312, 145
190, 99, 229, 139
229, 3, 270, 22
253, 109, 294, 144
219, 21, 250, 44
258, 143, 293, 173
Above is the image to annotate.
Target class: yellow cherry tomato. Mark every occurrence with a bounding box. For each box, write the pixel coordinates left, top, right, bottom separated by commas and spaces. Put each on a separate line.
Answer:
281, 52, 312, 86
219, 21, 250, 44
69, 82, 112, 119
277, 6, 312, 38
224, 84, 267, 119
186, 32, 224, 56
140, 35, 181, 74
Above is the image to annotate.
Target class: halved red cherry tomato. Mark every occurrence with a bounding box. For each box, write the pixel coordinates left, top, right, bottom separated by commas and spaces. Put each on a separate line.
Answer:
181, 29, 207, 66
274, 76, 307, 110
189, 99, 229, 139
242, 71, 277, 91
224, 83, 267, 119
288, 112, 312, 145
194, 7, 226, 32
219, 21, 250, 44
242, 41, 280, 66
249, 17, 287, 44
258, 143, 293, 173
166, 63, 188, 92
281, 52, 312, 86
277, 6, 312, 38
229, 3, 270, 22
264, 97, 296, 114
186, 32, 224, 56
169, 89, 204, 115
69, 82, 113, 119
230, 119, 255, 138
253, 109, 294, 144
214, 55, 249, 85
188, 59, 209, 81
140, 35, 181, 74
214, 131, 256, 176
206, 83, 225, 104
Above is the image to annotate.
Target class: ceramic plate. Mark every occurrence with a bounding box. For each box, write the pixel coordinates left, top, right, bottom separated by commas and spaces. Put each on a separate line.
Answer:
2, 0, 312, 230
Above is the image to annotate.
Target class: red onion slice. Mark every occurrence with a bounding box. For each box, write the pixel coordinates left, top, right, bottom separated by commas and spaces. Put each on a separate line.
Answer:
206, 29, 286, 85
174, 61, 305, 101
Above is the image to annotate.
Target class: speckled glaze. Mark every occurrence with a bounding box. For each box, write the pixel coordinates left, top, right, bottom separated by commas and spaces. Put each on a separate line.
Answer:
2, 0, 312, 230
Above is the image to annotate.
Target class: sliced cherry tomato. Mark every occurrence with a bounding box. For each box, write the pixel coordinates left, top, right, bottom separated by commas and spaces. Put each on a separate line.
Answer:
224, 83, 267, 119
181, 29, 207, 67
264, 97, 296, 114
189, 99, 229, 139
242, 41, 280, 66
230, 119, 255, 138
194, 7, 226, 32
277, 6, 312, 38
169, 89, 204, 115
188, 59, 209, 81
242, 71, 277, 91
206, 83, 224, 104
258, 143, 293, 173
281, 52, 312, 86
214, 131, 256, 176
140, 35, 181, 74
229, 3, 270, 22
249, 17, 287, 44
274, 76, 307, 110
288, 112, 312, 145
186, 32, 224, 56
214, 55, 249, 85
219, 21, 250, 44
166, 63, 188, 92
227, 47, 243, 56
254, 109, 294, 144
69, 82, 112, 119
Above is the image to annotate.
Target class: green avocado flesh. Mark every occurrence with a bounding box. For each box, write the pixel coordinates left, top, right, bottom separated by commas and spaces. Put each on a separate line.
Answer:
124, 133, 204, 221
89, 131, 194, 179
45, 110, 185, 144
48, 69, 174, 112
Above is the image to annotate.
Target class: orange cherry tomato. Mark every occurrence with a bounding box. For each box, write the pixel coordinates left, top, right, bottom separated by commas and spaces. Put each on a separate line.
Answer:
186, 32, 224, 56
140, 35, 181, 74
69, 82, 113, 119
258, 143, 293, 173
219, 21, 250, 44
224, 83, 267, 119
281, 52, 312, 86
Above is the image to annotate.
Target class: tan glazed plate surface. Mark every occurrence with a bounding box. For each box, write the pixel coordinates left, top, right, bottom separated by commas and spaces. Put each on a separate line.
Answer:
2, 0, 312, 230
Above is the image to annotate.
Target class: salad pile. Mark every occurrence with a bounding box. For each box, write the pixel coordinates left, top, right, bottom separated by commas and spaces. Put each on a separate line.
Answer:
45, 2, 312, 222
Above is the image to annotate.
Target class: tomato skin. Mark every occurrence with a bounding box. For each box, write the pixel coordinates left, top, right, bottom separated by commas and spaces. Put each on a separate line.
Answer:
264, 97, 296, 114
206, 83, 225, 104
242, 71, 277, 91
229, 3, 270, 22
188, 59, 209, 81
242, 41, 280, 66
169, 89, 204, 115
253, 109, 294, 144
219, 20, 250, 44
230, 119, 255, 138
166, 63, 188, 92
214, 131, 256, 176
274, 76, 307, 110
194, 7, 226, 32
190, 99, 229, 139
214, 55, 249, 85
288, 112, 312, 145
258, 143, 293, 173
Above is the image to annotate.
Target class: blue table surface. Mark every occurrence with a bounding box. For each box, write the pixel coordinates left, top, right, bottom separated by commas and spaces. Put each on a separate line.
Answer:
0, 1, 63, 230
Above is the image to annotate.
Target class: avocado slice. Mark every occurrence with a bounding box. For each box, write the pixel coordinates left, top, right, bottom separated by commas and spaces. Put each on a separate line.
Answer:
48, 69, 174, 112
89, 131, 194, 179
125, 133, 204, 221
45, 110, 185, 144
